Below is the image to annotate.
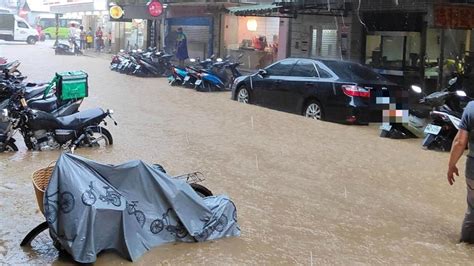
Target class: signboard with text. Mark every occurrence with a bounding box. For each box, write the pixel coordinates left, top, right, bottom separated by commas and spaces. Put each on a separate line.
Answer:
434, 5, 474, 29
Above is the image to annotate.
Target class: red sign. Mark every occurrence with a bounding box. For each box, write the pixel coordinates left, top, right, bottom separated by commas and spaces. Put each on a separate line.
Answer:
434, 5, 474, 29
147, 0, 163, 17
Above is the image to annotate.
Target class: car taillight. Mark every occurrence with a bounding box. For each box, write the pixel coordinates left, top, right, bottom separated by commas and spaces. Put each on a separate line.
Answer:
342, 85, 370, 98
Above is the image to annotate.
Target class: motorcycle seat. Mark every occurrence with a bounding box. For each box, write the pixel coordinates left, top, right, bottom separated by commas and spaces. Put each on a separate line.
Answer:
410, 109, 431, 118
161, 55, 173, 60
29, 97, 58, 113
56, 108, 106, 130
25, 84, 49, 100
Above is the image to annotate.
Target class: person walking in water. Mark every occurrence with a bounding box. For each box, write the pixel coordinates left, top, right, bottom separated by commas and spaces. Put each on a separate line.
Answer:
447, 101, 474, 243
175, 27, 188, 67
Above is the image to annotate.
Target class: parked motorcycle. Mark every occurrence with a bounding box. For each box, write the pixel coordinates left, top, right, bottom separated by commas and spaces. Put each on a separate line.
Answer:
421, 77, 470, 151
54, 41, 83, 56
194, 54, 243, 92
0, 86, 115, 152
181, 56, 216, 87
111, 48, 173, 77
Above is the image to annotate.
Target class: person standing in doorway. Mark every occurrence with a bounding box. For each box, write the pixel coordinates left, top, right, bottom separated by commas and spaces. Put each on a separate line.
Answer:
86, 27, 93, 49
79, 25, 86, 50
175, 27, 188, 67
95, 26, 103, 52
447, 101, 474, 243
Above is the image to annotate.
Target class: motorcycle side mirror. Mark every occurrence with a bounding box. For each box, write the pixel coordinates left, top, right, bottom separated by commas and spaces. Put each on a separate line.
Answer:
190, 58, 196, 63
216, 58, 223, 62
120, 49, 125, 53
456, 90, 467, 97
258, 69, 268, 77
210, 54, 215, 59
448, 77, 457, 86
238, 54, 243, 59
137, 49, 143, 53
410, 85, 422, 94
225, 55, 231, 60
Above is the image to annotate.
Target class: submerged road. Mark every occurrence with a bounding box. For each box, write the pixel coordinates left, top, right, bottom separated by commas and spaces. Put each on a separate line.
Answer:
0, 41, 473, 264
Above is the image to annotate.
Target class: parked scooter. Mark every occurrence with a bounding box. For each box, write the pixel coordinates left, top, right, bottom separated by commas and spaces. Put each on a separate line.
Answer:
181, 56, 216, 87
194, 54, 243, 92
380, 85, 439, 139
0, 86, 116, 152
421, 76, 470, 151
54, 40, 83, 56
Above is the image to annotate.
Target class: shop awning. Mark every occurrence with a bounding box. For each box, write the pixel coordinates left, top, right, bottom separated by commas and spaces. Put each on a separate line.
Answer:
227, 4, 293, 18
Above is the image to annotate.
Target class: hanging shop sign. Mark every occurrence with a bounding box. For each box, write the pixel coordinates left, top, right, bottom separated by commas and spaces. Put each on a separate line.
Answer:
147, 0, 163, 17
109, 5, 124, 20
434, 5, 474, 29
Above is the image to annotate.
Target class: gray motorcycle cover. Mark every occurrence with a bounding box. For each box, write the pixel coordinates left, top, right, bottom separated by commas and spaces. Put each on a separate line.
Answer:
44, 153, 240, 263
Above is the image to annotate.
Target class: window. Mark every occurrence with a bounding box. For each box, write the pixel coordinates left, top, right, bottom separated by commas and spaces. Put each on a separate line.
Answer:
315, 64, 332, 78
291, 60, 317, 77
265, 59, 297, 76
17, 21, 28, 29
323, 61, 386, 82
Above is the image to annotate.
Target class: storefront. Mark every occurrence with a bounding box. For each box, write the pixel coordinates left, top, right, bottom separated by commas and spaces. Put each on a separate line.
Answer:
225, 4, 287, 70
224, 15, 280, 70
362, 4, 474, 91
107, 2, 163, 52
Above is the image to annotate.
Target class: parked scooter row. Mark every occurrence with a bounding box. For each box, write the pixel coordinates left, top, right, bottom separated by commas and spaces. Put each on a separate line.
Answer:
110, 47, 173, 77
0, 61, 116, 153
380, 73, 471, 152
168, 54, 243, 92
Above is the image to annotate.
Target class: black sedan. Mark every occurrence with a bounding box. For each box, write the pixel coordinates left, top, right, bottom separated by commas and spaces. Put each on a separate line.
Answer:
231, 58, 401, 124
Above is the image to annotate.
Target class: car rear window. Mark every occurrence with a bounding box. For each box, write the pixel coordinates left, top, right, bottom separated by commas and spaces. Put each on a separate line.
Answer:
322, 61, 386, 82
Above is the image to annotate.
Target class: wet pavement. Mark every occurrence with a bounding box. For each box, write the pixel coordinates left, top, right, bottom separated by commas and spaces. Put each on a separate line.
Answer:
1, 41, 474, 264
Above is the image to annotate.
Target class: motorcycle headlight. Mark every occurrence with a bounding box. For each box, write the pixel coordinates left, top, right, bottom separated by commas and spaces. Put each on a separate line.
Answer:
1, 109, 8, 122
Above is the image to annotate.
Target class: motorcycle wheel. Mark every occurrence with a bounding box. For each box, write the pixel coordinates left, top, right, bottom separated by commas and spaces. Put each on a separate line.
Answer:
84, 126, 113, 147
190, 183, 213, 198
2, 140, 18, 152
196, 81, 212, 92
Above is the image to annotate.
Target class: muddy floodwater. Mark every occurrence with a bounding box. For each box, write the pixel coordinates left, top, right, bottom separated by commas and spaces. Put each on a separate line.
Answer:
1, 42, 474, 264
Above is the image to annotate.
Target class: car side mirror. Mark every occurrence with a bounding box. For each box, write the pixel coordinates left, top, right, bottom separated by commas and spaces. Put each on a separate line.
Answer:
258, 69, 267, 77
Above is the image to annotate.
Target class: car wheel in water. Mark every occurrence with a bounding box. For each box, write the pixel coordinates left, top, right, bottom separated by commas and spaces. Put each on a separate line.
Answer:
304, 100, 323, 120
236, 86, 250, 104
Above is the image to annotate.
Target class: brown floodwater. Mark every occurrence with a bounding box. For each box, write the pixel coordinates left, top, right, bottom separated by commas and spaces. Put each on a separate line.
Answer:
1, 41, 474, 264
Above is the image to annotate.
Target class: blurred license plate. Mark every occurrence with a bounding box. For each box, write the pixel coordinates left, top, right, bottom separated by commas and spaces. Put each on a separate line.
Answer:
424, 124, 442, 135
380, 124, 392, 131
184, 76, 190, 82
195, 80, 202, 86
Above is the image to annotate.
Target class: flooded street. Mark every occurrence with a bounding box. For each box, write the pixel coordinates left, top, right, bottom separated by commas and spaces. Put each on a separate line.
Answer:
1, 42, 474, 264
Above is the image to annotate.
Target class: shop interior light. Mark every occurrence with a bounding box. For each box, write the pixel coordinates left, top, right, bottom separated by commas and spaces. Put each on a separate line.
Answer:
247, 19, 257, 32
85, 11, 92, 15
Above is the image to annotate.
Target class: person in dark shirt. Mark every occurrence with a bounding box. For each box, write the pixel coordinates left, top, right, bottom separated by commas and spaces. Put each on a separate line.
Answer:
448, 101, 474, 243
